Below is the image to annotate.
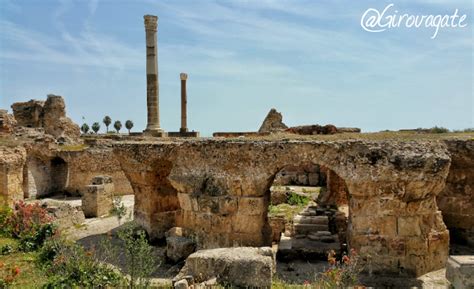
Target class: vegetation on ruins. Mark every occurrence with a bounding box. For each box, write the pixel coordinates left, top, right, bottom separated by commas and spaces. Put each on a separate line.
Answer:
287, 192, 310, 206
125, 120, 134, 134
80, 123, 89, 134
92, 121, 101, 134
0, 201, 159, 288
110, 196, 127, 225
103, 115, 112, 133
114, 120, 122, 133
5, 201, 57, 252
116, 222, 157, 288
38, 237, 124, 288
318, 249, 361, 288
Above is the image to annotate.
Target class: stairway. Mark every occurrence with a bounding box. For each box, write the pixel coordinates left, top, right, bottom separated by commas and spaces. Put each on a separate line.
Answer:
277, 205, 340, 261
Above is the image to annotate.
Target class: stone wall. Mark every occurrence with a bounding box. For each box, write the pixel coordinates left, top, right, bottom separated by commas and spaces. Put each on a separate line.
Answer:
438, 139, 474, 246
11, 95, 80, 142
58, 147, 133, 196
0, 146, 26, 207
0, 110, 17, 134
273, 163, 323, 187
25, 143, 133, 197
114, 138, 453, 277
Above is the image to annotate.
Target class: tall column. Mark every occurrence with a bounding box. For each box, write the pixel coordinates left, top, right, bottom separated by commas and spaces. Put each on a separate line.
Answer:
144, 15, 162, 132
180, 73, 188, 133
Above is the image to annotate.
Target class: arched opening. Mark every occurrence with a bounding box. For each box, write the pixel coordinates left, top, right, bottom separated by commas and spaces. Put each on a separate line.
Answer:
50, 157, 68, 194
266, 162, 351, 282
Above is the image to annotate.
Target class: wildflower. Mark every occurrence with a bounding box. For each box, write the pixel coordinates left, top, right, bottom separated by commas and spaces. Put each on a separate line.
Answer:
342, 255, 350, 265
303, 280, 310, 285
13, 266, 21, 276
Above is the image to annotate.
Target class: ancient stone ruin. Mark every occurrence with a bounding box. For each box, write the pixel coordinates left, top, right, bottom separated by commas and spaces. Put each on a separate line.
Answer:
0, 13, 472, 289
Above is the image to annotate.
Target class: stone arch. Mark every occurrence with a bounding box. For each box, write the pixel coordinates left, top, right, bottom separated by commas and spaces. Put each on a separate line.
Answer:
266, 161, 351, 257
115, 140, 451, 277
50, 157, 68, 194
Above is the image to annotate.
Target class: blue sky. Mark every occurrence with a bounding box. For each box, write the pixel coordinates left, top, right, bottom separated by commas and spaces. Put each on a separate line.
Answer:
0, 0, 472, 136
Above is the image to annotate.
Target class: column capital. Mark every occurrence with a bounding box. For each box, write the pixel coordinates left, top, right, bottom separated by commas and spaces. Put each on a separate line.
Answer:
180, 73, 188, 80
144, 15, 158, 31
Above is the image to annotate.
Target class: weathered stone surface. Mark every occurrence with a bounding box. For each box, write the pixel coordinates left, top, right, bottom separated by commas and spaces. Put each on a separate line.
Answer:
437, 139, 474, 246
45, 202, 85, 229
11, 95, 80, 143
166, 236, 196, 263
174, 279, 188, 289
0, 110, 17, 134
286, 124, 337, 135
82, 176, 114, 217
114, 138, 454, 276
11, 100, 45, 128
24, 143, 133, 197
317, 167, 349, 206
0, 146, 26, 207
446, 255, 474, 289
258, 108, 287, 134
175, 247, 274, 288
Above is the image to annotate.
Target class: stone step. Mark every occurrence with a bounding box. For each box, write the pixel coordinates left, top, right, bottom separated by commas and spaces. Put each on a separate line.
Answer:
307, 234, 338, 243
293, 215, 328, 225
299, 210, 317, 216
294, 224, 329, 234
277, 235, 340, 261
308, 230, 332, 237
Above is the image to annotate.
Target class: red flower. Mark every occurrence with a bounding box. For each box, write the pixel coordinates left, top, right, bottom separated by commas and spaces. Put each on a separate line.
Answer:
342, 255, 350, 264
13, 266, 21, 276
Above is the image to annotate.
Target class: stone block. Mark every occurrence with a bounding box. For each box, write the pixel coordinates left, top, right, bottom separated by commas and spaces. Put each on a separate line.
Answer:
82, 183, 113, 218
178, 193, 192, 211
174, 247, 274, 288
398, 216, 421, 237
166, 236, 196, 263
238, 197, 265, 216
232, 214, 264, 234
446, 256, 474, 289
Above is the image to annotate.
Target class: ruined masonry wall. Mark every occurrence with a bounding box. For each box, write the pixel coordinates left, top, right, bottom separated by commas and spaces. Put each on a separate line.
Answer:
438, 139, 474, 246
114, 139, 453, 277
0, 146, 26, 207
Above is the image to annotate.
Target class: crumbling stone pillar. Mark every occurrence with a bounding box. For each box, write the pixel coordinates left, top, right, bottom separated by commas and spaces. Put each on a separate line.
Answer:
82, 175, 114, 218
143, 15, 163, 134
180, 73, 188, 133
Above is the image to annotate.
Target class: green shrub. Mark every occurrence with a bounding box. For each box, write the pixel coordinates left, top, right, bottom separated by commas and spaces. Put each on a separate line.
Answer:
287, 192, 310, 206
39, 238, 124, 288
110, 197, 127, 225
7, 201, 57, 252
0, 244, 14, 255
117, 222, 157, 288
429, 126, 449, 133
0, 205, 12, 236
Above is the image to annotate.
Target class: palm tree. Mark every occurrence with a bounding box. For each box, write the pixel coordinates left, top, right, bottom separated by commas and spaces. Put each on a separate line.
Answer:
125, 120, 134, 134
103, 116, 112, 133
92, 122, 101, 134
114, 120, 122, 133
80, 123, 89, 134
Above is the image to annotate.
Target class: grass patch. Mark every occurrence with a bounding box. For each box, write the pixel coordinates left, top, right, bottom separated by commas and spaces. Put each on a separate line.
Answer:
0, 136, 23, 147
268, 203, 306, 222
58, 144, 88, 151
0, 237, 47, 288
272, 277, 310, 288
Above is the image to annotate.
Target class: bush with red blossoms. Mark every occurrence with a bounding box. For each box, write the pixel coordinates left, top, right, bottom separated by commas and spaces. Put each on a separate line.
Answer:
318, 248, 361, 288
6, 201, 57, 251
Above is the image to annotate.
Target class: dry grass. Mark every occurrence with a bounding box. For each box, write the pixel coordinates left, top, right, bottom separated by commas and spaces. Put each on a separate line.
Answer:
224, 131, 474, 142
58, 144, 88, 151
0, 135, 23, 148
